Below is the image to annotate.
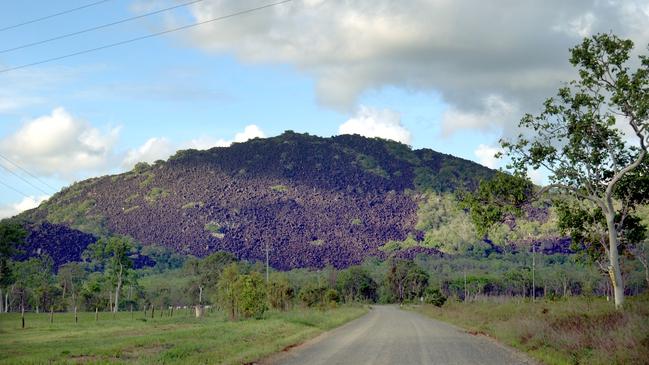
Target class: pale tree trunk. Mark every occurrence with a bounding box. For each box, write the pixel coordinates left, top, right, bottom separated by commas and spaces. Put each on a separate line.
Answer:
605, 213, 625, 309
113, 264, 123, 313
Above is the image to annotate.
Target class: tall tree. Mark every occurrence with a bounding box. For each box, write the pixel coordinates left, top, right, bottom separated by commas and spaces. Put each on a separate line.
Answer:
13, 255, 55, 312
85, 236, 135, 312
57, 262, 87, 310
106, 236, 134, 313
499, 34, 649, 309
0, 223, 26, 312
217, 263, 240, 320
386, 260, 429, 303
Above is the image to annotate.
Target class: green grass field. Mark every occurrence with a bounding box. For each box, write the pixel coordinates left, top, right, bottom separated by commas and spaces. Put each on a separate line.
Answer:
413, 295, 649, 365
0, 305, 367, 364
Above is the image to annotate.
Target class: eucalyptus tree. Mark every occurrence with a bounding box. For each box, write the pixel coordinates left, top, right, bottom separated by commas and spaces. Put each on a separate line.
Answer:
84, 236, 135, 312
499, 34, 649, 309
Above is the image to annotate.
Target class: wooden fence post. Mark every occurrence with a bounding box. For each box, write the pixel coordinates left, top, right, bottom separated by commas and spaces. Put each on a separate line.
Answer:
49, 306, 53, 324
75, 306, 78, 324
151, 305, 154, 319
95, 307, 98, 322
21, 306, 25, 329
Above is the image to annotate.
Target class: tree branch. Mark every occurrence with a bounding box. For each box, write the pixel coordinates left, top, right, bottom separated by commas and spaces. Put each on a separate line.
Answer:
537, 183, 604, 208
606, 148, 647, 200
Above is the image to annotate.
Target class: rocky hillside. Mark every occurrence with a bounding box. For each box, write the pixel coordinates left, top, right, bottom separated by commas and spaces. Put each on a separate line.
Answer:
13, 131, 495, 269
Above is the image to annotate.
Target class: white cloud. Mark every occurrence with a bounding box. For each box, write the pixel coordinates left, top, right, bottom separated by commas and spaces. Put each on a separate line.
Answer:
338, 106, 411, 144
185, 124, 266, 149
149, 0, 649, 136
442, 95, 518, 135
233, 125, 265, 143
0, 195, 49, 219
124, 125, 266, 168
474, 144, 503, 169
0, 107, 120, 177
122, 137, 175, 169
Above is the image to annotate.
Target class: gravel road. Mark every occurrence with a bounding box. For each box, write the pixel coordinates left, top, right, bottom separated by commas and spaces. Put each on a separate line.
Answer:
264, 305, 535, 365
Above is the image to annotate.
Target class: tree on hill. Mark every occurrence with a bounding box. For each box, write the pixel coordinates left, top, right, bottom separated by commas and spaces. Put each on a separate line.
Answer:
468, 34, 649, 309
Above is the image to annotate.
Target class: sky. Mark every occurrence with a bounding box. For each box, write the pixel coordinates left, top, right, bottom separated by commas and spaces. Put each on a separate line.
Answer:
1, 0, 648, 218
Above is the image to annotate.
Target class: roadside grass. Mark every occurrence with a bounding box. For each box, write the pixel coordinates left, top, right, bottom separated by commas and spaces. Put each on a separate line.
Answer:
413, 294, 649, 365
0, 305, 367, 364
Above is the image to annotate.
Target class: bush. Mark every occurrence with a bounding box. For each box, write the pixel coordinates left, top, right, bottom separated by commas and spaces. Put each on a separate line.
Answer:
424, 287, 447, 307
337, 266, 378, 302
298, 282, 327, 307
324, 288, 340, 304
132, 162, 150, 173
217, 263, 240, 320
268, 275, 294, 311
235, 272, 267, 319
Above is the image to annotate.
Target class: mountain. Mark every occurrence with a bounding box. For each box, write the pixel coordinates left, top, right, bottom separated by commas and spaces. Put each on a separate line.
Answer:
10, 131, 495, 269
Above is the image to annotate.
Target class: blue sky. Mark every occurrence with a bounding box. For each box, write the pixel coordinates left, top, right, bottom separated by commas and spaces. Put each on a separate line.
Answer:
1, 0, 647, 217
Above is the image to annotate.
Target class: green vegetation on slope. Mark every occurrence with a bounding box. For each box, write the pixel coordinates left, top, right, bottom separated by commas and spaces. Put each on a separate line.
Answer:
413, 295, 649, 365
0, 306, 367, 365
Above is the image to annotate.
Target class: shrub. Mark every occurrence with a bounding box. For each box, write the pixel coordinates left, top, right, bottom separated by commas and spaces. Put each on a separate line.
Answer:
337, 266, 378, 302
268, 275, 294, 311
145, 187, 169, 204
324, 288, 340, 304
204, 221, 225, 239
298, 282, 327, 307
132, 162, 150, 173
217, 263, 240, 320
270, 185, 288, 192
235, 272, 267, 319
424, 287, 447, 307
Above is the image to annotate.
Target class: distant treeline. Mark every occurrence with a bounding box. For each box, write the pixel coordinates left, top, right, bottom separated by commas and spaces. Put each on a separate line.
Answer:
1, 221, 647, 317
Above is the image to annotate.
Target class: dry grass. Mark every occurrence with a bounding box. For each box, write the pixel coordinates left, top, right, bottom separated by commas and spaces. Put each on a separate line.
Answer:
414, 295, 649, 365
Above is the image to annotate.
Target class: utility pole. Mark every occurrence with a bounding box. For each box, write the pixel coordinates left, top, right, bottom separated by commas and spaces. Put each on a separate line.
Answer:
265, 241, 270, 283
532, 243, 536, 302
463, 270, 467, 302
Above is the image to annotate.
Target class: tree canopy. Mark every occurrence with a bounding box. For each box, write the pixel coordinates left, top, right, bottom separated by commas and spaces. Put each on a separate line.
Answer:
479, 33, 649, 309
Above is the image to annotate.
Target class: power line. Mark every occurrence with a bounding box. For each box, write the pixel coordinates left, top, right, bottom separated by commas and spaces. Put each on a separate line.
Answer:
0, 0, 292, 74
0, 153, 57, 191
0, 0, 113, 33
0, 178, 32, 200
0, 155, 55, 192
0, 163, 52, 196
1, 0, 205, 54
